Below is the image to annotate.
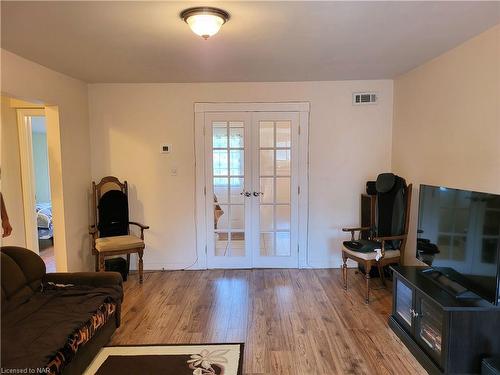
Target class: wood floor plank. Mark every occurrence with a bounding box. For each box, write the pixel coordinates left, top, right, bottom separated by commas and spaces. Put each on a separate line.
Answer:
110, 268, 426, 375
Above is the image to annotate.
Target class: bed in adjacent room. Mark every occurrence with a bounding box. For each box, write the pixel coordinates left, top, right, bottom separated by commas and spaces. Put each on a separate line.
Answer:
36, 202, 53, 240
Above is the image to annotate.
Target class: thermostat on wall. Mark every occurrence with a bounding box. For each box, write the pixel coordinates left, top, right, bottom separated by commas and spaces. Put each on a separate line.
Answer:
161, 144, 172, 154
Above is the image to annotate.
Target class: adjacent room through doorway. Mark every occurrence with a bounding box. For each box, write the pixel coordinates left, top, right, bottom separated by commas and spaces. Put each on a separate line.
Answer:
31, 115, 55, 272
15, 107, 57, 272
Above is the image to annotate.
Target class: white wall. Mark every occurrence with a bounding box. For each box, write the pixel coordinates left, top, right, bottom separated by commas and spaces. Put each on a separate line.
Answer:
32, 127, 52, 204
89, 80, 394, 269
3, 24, 497, 271
1, 49, 92, 272
392, 25, 500, 265
0, 97, 26, 247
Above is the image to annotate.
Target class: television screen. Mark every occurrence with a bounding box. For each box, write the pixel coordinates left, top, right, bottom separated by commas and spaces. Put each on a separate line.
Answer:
417, 185, 500, 304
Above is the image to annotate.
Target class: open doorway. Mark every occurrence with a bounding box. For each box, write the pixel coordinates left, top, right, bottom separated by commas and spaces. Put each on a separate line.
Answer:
2, 96, 67, 272
31, 115, 55, 272
16, 108, 56, 272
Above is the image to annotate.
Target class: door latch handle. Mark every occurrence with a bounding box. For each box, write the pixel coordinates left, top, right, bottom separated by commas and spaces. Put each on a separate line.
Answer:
240, 191, 252, 197
410, 308, 421, 318
253, 192, 264, 197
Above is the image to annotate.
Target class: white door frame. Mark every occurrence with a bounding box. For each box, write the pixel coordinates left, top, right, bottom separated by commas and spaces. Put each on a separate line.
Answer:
16, 108, 45, 254
194, 102, 310, 269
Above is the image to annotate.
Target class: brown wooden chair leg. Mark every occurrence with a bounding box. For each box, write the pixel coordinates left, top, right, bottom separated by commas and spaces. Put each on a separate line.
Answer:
138, 250, 144, 284
94, 254, 99, 272
378, 263, 386, 287
365, 263, 372, 304
342, 252, 348, 290
98, 254, 105, 272
126, 254, 131, 274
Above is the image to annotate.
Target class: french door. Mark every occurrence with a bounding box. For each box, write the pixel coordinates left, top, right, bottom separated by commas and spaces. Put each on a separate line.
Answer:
204, 111, 301, 268
205, 112, 253, 268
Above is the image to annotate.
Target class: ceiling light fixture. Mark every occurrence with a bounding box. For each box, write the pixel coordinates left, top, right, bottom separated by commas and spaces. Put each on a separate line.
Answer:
181, 7, 230, 39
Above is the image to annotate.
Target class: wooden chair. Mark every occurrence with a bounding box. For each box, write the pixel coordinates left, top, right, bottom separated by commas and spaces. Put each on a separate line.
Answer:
89, 176, 149, 283
341, 174, 412, 304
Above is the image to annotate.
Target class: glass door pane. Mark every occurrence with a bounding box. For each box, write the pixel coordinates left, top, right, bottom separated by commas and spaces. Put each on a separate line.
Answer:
416, 295, 444, 365
206, 114, 251, 268
213, 121, 245, 257
395, 278, 413, 329
259, 119, 291, 256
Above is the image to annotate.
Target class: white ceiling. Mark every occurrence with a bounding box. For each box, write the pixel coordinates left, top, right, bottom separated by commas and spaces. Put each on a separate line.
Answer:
2, 1, 499, 83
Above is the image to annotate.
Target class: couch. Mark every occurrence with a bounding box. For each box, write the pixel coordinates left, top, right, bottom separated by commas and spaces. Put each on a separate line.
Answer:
1, 246, 123, 375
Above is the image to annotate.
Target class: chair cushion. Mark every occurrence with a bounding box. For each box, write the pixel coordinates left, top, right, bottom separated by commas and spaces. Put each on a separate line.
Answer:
342, 244, 400, 261
95, 235, 144, 252
343, 239, 396, 253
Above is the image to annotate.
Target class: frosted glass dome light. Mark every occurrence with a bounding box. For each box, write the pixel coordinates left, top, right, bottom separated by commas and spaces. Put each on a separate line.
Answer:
181, 7, 230, 39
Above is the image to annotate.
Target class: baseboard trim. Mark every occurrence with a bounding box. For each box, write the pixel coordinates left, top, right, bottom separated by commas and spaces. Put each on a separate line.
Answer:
129, 262, 204, 271
132, 264, 360, 271
130, 260, 359, 271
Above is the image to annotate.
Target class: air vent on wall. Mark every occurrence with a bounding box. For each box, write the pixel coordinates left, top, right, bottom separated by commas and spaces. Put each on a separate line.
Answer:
353, 92, 377, 105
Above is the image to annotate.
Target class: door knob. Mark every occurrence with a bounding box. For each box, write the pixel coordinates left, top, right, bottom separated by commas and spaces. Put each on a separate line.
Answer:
410, 308, 421, 318
253, 192, 264, 197
240, 191, 251, 197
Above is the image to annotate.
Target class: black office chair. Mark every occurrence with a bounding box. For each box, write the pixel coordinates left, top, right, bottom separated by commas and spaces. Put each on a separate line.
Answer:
341, 173, 412, 303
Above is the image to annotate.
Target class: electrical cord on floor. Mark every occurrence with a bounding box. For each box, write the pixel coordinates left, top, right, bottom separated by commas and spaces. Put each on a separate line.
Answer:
181, 254, 199, 270
128, 254, 200, 279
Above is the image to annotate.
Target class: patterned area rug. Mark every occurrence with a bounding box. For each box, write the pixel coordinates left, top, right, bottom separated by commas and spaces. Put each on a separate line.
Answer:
83, 344, 244, 375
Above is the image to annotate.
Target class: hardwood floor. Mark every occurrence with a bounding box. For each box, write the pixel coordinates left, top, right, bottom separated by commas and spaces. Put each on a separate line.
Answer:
110, 269, 426, 375
39, 244, 56, 273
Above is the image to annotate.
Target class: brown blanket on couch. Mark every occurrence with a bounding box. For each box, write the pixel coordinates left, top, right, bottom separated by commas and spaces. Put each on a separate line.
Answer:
1, 284, 122, 373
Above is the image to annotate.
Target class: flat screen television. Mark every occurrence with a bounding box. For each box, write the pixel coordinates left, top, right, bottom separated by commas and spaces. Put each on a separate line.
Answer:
417, 184, 500, 305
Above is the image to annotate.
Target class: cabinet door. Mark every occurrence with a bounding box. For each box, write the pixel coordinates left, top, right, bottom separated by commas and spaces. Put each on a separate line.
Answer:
394, 277, 414, 332
414, 293, 445, 368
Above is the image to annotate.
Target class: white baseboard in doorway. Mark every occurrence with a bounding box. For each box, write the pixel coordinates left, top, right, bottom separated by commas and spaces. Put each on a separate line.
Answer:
129, 261, 204, 271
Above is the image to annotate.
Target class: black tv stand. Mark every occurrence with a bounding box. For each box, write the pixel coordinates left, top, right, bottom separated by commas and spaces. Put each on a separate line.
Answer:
389, 266, 500, 374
